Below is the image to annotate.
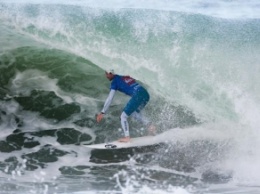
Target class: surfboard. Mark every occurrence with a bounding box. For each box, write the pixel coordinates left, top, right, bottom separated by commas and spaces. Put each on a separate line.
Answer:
84, 134, 165, 149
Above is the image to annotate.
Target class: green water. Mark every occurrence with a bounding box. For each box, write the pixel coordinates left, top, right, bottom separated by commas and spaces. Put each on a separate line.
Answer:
0, 2, 260, 193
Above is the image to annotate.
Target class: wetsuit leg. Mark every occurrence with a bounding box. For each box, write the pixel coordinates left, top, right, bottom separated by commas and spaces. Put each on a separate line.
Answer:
132, 111, 149, 126
123, 87, 150, 116
121, 87, 150, 137
120, 111, 129, 137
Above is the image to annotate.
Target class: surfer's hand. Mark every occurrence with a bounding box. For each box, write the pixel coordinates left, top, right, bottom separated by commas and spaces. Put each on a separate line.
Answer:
96, 112, 104, 122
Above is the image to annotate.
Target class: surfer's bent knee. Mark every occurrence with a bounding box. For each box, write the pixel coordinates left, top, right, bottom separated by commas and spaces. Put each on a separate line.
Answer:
120, 111, 129, 120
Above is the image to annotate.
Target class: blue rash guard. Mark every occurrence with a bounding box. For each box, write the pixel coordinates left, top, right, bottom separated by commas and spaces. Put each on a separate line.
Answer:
101, 75, 150, 116
112, 75, 150, 115
110, 75, 140, 96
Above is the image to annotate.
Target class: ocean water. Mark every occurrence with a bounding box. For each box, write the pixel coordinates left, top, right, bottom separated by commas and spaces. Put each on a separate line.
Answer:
0, 0, 260, 193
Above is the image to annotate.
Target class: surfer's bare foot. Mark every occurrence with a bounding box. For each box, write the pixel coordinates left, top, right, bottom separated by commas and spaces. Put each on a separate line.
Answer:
148, 124, 156, 136
118, 136, 130, 142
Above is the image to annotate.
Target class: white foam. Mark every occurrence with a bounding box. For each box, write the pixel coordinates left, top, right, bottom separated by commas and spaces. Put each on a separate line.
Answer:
1, 1, 260, 192
111, 166, 194, 194
1, 0, 259, 19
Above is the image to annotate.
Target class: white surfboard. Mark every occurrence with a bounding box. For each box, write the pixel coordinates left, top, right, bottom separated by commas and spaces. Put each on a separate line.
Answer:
84, 135, 163, 149
83, 128, 181, 149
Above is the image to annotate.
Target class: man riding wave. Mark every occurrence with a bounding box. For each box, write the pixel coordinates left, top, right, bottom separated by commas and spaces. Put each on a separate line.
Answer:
96, 70, 155, 142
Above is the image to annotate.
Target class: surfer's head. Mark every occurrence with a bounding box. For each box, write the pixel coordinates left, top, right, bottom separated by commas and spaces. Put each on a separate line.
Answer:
105, 69, 115, 81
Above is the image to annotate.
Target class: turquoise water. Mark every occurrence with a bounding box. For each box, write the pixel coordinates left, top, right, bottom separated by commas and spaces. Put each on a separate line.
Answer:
0, 1, 260, 193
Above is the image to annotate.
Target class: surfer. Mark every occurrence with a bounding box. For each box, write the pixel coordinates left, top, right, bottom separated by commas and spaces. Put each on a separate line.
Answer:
96, 70, 156, 142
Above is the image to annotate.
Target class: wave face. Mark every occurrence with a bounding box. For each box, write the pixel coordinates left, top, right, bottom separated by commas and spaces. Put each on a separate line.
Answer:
1, 1, 260, 194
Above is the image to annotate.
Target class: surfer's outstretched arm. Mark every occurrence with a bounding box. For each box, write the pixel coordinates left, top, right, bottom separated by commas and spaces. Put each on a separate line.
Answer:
101, 89, 115, 114
96, 89, 115, 122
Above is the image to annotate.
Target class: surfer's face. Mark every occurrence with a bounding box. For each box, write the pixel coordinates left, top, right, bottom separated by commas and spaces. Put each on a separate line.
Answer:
105, 72, 114, 81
